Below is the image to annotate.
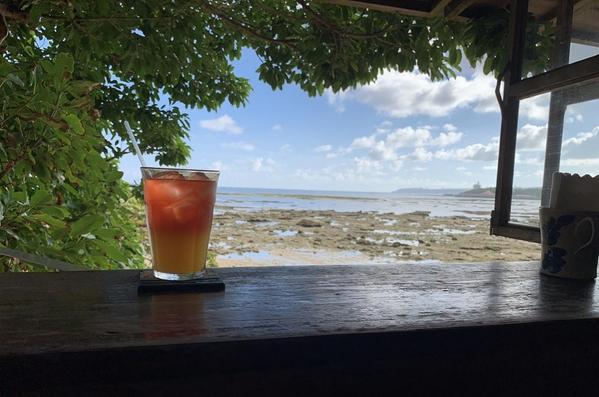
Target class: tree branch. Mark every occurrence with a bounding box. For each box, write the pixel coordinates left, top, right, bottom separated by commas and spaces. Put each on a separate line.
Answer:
0, 135, 44, 181
43, 15, 178, 23
0, 4, 27, 22
0, 14, 7, 45
18, 111, 69, 130
198, 1, 299, 50
41, 1, 300, 51
495, 62, 509, 116
297, 0, 393, 39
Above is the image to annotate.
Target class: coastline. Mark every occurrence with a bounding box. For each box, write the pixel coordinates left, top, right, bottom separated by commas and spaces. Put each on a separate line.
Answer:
210, 208, 540, 267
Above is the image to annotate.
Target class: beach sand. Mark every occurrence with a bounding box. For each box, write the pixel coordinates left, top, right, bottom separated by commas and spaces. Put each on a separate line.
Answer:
208, 208, 539, 267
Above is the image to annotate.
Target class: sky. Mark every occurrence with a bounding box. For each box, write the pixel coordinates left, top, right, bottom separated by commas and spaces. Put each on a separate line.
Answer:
119, 44, 599, 192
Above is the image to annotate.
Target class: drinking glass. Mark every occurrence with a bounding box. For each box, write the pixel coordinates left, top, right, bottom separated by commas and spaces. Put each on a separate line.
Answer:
141, 167, 219, 280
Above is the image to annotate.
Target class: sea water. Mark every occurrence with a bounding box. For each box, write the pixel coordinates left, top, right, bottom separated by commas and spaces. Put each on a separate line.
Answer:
216, 187, 539, 225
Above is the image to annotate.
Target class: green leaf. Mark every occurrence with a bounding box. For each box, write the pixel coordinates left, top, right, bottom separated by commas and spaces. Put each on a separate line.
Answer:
12, 191, 28, 204
31, 213, 67, 229
33, 161, 51, 181
95, 228, 118, 240
63, 114, 85, 134
30, 190, 52, 207
55, 53, 74, 75
6, 74, 25, 87
483, 56, 494, 75
448, 47, 458, 65
103, 243, 127, 262
5, 229, 20, 241
28, 3, 51, 24
70, 214, 104, 236
40, 206, 69, 219
106, 170, 124, 181
54, 131, 71, 145
69, 80, 100, 96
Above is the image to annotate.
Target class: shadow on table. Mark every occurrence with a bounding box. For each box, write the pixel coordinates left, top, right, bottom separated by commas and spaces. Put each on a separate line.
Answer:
538, 274, 596, 315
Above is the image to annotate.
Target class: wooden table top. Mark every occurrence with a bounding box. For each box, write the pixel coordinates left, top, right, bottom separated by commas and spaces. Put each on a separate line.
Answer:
1, 261, 598, 357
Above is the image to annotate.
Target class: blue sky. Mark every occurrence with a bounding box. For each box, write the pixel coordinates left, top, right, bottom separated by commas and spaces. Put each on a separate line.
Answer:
120, 45, 599, 192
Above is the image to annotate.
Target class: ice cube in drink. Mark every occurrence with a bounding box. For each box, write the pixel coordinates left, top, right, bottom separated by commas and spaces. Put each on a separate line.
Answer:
142, 168, 218, 280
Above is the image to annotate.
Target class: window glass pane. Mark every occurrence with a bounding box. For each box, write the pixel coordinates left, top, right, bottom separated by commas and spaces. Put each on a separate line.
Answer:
509, 81, 599, 226
541, 81, 599, 206
556, 87, 599, 179
522, 0, 599, 79
509, 94, 550, 226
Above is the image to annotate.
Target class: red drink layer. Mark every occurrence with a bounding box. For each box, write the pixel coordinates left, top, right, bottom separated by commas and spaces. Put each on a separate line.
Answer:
143, 176, 217, 275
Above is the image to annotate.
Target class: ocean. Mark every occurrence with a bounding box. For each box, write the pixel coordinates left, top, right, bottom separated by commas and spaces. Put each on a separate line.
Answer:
216, 187, 540, 224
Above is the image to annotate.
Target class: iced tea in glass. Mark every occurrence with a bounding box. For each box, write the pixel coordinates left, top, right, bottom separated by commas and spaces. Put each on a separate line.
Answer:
141, 167, 219, 280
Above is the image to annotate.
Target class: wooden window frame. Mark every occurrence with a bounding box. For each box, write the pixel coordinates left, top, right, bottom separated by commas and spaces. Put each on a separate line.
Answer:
491, 0, 599, 243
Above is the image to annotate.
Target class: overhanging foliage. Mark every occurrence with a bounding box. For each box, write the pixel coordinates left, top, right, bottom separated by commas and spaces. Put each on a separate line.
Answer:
0, 1, 552, 270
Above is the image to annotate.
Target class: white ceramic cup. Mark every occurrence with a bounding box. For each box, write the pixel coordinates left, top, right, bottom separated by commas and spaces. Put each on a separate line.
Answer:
539, 207, 599, 280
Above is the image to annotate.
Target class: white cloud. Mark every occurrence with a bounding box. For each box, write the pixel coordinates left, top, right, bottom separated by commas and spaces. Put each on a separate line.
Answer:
326, 90, 348, 112
432, 123, 549, 162
412, 167, 427, 171
563, 131, 594, 146
326, 66, 497, 118
251, 157, 276, 172
516, 154, 544, 165
295, 167, 355, 182
200, 115, 243, 134
251, 158, 263, 172
519, 95, 549, 121
211, 161, 228, 171
272, 124, 283, 131
517, 124, 547, 150
280, 143, 292, 151
326, 65, 549, 121
443, 123, 457, 132
342, 124, 465, 168
435, 138, 499, 161
351, 135, 377, 149
221, 141, 255, 151
387, 127, 432, 148
561, 126, 599, 160
430, 124, 599, 168
351, 125, 461, 154
564, 108, 584, 124
354, 157, 384, 173
314, 144, 333, 153
294, 166, 471, 190
430, 131, 463, 147
561, 158, 599, 167
408, 147, 434, 161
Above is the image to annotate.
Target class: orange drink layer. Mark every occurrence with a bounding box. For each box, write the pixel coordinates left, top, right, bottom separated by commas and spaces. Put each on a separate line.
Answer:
142, 169, 218, 279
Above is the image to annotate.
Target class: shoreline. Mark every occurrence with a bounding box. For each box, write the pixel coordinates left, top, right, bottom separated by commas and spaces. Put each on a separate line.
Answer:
209, 208, 540, 267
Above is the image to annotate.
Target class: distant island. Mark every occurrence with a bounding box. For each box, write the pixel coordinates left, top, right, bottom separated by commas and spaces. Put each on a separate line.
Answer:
393, 182, 541, 200
457, 182, 541, 200
392, 188, 466, 196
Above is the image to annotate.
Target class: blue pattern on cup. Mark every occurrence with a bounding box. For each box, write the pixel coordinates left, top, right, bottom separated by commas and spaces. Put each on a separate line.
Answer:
546, 215, 575, 245
542, 214, 575, 274
542, 247, 567, 273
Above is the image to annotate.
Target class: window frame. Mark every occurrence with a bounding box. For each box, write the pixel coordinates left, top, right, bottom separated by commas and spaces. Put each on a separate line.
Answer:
491, 0, 599, 243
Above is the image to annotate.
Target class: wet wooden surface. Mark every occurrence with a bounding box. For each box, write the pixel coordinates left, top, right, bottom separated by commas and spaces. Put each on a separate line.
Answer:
2, 262, 599, 395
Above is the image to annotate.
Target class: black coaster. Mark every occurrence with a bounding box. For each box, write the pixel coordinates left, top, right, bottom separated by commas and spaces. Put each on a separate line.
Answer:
138, 270, 225, 294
